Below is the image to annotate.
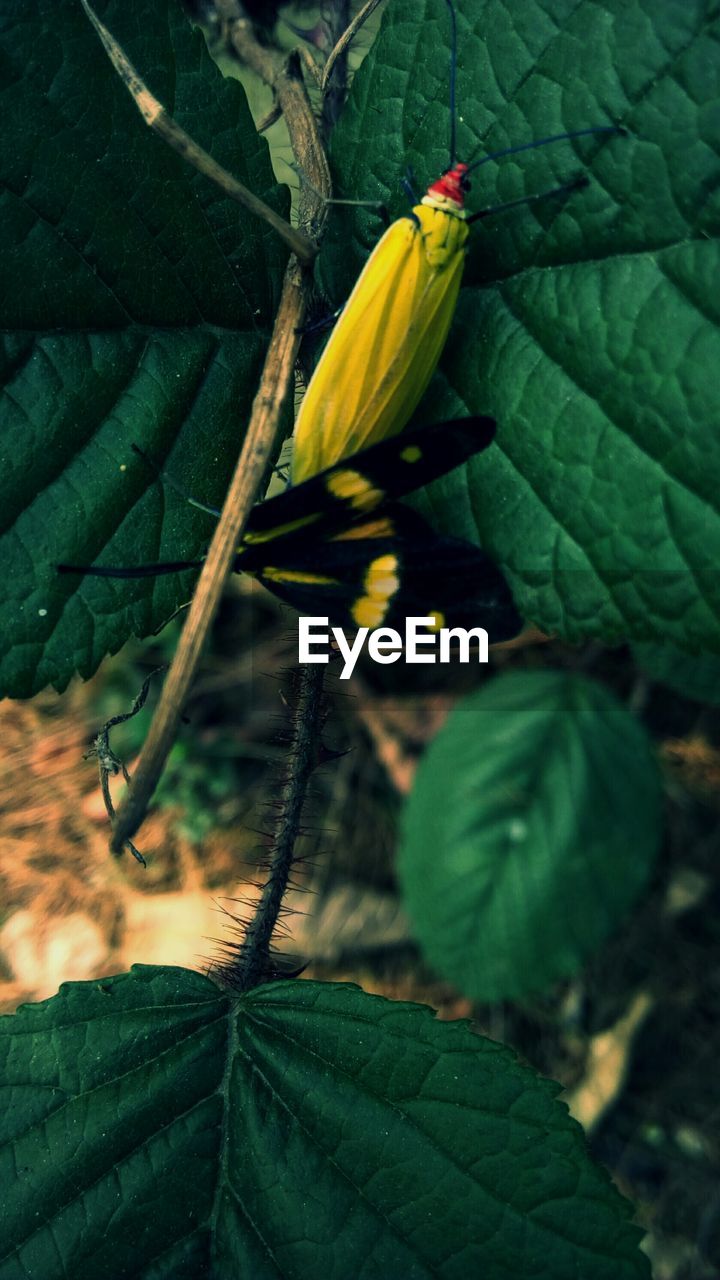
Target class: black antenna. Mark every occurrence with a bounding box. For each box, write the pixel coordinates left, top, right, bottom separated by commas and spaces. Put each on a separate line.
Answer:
467, 174, 588, 224
443, 0, 458, 165
57, 560, 203, 579
464, 125, 625, 175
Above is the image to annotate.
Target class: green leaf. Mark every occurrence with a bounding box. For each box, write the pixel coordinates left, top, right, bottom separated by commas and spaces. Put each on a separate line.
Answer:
0, 0, 289, 697
633, 641, 720, 704
398, 670, 663, 1001
0, 966, 649, 1278
322, 0, 720, 651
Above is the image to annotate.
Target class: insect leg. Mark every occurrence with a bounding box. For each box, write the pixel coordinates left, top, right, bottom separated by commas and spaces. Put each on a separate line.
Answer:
296, 304, 345, 336
402, 167, 420, 205
131, 443, 221, 519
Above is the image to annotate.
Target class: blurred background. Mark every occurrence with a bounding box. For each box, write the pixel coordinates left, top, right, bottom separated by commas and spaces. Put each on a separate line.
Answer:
2, 577, 719, 1278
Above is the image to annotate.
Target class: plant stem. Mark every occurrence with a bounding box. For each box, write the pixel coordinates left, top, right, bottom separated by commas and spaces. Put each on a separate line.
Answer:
215, 0, 332, 233
108, 13, 331, 857
110, 261, 307, 855
321, 0, 383, 94
213, 663, 327, 991
80, 0, 317, 264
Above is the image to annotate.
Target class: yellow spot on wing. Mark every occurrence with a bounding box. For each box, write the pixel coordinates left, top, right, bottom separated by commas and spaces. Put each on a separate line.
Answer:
352, 554, 400, 628
261, 567, 338, 586
327, 469, 384, 510
400, 445, 422, 463
333, 517, 395, 542
243, 511, 319, 545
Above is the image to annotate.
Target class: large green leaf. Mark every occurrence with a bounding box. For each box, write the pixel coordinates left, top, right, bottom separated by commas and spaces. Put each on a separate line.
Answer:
0, 966, 649, 1278
322, 0, 720, 651
633, 641, 720, 704
398, 671, 663, 1001
0, 0, 289, 697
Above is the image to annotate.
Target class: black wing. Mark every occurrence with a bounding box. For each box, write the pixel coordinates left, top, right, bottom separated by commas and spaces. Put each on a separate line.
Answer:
242, 416, 496, 548
243, 503, 521, 643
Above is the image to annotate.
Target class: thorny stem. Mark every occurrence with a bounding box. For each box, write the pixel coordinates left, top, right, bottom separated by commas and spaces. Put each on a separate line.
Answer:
213, 663, 327, 991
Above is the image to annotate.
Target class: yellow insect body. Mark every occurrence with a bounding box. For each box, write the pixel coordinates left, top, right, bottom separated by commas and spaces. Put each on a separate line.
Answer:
291, 195, 469, 484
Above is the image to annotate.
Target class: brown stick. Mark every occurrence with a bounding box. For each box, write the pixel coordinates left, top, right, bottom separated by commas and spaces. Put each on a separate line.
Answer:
109, 16, 331, 854
80, 0, 318, 264
111, 260, 306, 853
216, 3, 332, 231
321, 0, 384, 94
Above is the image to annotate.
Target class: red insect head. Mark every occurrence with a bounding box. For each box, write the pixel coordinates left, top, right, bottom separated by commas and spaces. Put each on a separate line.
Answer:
426, 162, 469, 208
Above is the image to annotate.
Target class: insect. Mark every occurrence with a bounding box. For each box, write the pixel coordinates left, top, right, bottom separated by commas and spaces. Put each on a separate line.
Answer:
291, 0, 623, 484
58, 416, 521, 642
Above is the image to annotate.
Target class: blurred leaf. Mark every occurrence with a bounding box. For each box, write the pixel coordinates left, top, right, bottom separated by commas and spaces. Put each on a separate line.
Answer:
399, 670, 663, 1001
323, 0, 720, 651
0, 0, 288, 697
634, 641, 720, 705
1, 966, 649, 1278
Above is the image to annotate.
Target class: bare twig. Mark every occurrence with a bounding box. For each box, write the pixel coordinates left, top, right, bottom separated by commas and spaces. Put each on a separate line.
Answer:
297, 44, 324, 92
80, 0, 318, 264
108, 12, 331, 855
85, 667, 167, 866
215, 2, 332, 232
321, 0, 350, 136
321, 0, 384, 93
211, 663, 327, 991
110, 262, 307, 854
256, 99, 283, 133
